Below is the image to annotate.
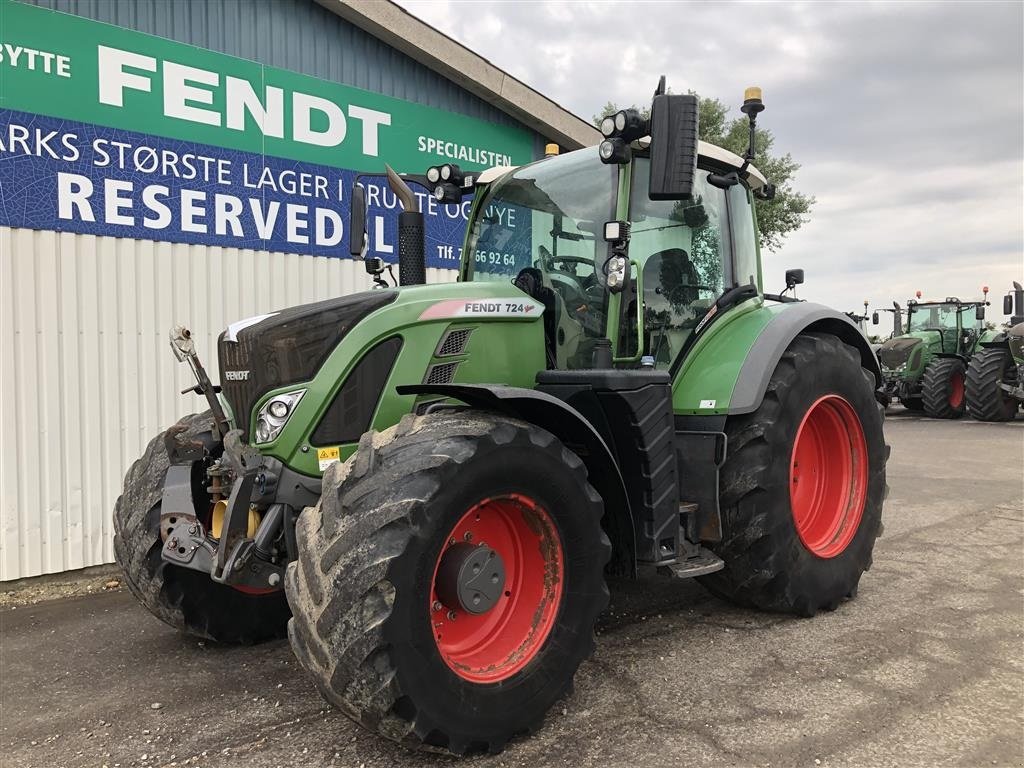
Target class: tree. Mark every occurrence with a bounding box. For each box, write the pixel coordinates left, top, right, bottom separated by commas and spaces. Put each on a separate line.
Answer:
593, 94, 814, 252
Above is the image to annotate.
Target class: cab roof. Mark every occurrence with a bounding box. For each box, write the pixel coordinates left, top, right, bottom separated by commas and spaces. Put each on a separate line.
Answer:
475, 140, 767, 190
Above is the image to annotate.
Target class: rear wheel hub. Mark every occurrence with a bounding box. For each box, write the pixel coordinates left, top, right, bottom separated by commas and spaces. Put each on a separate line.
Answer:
435, 542, 507, 615
949, 370, 965, 408
790, 394, 868, 558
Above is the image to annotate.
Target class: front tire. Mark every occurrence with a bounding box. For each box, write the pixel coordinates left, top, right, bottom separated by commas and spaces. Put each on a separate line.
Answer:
113, 412, 291, 643
966, 348, 1019, 421
285, 412, 610, 754
699, 333, 887, 616
921, 357, 967, 419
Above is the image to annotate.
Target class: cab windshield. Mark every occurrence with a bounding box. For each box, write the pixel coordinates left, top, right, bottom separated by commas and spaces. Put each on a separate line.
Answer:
464, 148, 616, 368
906, 304, 975, 332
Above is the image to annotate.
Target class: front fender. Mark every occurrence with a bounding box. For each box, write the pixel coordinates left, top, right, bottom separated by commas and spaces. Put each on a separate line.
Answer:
397, 383, 637, 576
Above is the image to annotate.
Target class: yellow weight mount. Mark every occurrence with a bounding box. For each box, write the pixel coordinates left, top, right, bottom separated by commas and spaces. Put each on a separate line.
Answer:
210, 500, 261, 539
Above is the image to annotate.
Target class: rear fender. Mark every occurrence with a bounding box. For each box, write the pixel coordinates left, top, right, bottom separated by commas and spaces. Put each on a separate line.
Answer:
729, 304, 883, 415
398, 383, 637, 576
979, 332, 1010, 350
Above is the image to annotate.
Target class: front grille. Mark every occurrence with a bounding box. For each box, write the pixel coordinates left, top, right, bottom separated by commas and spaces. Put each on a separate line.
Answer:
425, 361, 459, 385
219, 336, 260, 437
218, 290, 397, 440
436, 328, 472, 357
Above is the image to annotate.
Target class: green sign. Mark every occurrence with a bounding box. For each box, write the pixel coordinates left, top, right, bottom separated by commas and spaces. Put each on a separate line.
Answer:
0, 0, 534, 172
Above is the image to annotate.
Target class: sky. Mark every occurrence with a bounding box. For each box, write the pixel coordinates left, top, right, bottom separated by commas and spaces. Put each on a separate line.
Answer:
398, 0, 1023, 335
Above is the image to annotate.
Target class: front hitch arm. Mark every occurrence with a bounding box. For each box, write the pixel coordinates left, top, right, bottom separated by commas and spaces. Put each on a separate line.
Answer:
169, 325, 230, 436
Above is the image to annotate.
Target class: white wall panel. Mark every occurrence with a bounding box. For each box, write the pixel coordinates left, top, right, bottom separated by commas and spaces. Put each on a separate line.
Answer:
0, 227, 457, 580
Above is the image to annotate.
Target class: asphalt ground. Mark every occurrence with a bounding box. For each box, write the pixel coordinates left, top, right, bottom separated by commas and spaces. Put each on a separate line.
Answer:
2, 409, 1022, 768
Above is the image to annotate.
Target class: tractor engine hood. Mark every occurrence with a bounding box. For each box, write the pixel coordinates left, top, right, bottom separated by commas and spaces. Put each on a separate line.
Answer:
1008, 322, 1024, 361
218, 290, 398, 441
877, 335, 924, 370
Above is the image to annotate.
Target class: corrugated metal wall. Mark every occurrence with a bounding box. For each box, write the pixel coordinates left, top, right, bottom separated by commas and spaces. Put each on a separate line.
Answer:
0, 228, 456, 580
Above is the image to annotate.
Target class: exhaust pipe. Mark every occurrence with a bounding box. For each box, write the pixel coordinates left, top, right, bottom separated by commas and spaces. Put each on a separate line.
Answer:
385, 164, 426, 286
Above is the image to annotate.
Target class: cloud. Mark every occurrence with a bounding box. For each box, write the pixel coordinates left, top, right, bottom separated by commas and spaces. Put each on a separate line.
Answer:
399, 0, 1023, 322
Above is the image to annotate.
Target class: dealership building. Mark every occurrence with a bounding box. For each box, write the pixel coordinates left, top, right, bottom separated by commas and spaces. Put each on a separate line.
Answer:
0, 0, 598, 580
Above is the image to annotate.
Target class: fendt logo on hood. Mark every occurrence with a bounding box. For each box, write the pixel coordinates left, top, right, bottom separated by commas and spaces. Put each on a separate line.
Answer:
224, 370, 251, 381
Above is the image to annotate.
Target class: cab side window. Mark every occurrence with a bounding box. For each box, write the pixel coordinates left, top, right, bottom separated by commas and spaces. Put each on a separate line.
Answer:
728, 184, 760, 288
624, 161, 729, 366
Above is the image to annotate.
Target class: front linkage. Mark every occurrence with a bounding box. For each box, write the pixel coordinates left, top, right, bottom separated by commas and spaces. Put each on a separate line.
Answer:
162, 327, 304, 593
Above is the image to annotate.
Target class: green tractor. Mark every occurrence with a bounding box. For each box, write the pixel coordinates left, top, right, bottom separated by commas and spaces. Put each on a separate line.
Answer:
114, 83, 887, 754
966, 281, 1024, 421
876, 290, 996, 418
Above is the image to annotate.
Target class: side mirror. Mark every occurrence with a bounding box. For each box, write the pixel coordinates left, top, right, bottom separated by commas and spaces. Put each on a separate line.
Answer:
349, 184, 367, 257
1004, 294, 1013, 315
976, 305, 985, 321
648, 94, 699, 200
872, 311, 879, 325
785, 268, 805, 289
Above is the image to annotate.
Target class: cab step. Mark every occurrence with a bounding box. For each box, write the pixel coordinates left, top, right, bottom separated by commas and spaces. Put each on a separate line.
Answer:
659, 547, 725, 579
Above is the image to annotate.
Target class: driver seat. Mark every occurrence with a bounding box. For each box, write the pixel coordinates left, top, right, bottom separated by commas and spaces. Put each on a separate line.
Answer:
644, 249, 700, 310
642, 249, 701, 363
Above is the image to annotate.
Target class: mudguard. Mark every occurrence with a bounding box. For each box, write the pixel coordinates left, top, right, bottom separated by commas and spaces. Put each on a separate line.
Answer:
397, 383, 637, 575
979, 331, 1010, 349
730, 303, 883, 415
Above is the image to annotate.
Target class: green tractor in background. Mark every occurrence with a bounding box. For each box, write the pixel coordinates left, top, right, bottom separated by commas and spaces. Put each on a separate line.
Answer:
113, 83, 888, 754
877, 290, 995, 418
966, 281, 1024, 421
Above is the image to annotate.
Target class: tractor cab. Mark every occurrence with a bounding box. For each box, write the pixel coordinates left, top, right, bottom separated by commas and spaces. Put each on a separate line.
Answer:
459, 140, 767, 372
904, 298, 985, 356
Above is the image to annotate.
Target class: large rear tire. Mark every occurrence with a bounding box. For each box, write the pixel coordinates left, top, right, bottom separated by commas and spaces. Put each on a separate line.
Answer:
699, 333, 887, 616
113, 412, 291, 643
285, 412, 610, 754
965, 348, 1019, 421
921, 357, 967, 419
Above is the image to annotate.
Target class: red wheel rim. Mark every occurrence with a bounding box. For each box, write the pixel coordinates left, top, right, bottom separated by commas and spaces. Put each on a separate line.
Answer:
949, 371, 965, 408
790, 395, 869, 558
429, 494, 563, 683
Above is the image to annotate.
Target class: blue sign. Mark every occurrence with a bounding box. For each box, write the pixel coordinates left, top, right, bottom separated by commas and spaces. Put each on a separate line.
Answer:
0, 109, 469, 269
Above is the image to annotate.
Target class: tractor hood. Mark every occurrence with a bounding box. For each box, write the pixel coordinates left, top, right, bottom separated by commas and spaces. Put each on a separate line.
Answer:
877, 334, 931, 370
1008, 322, 1024, 361
218, 290, 398, 441
217, 281, 547, 445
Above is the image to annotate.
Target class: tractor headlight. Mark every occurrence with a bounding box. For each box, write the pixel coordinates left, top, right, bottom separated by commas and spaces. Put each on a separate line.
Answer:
254, 389, 305, 444
604, 253, 630, 294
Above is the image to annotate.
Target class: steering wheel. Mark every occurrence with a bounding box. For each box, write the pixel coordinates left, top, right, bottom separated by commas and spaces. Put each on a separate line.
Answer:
539, 247, 593, 276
